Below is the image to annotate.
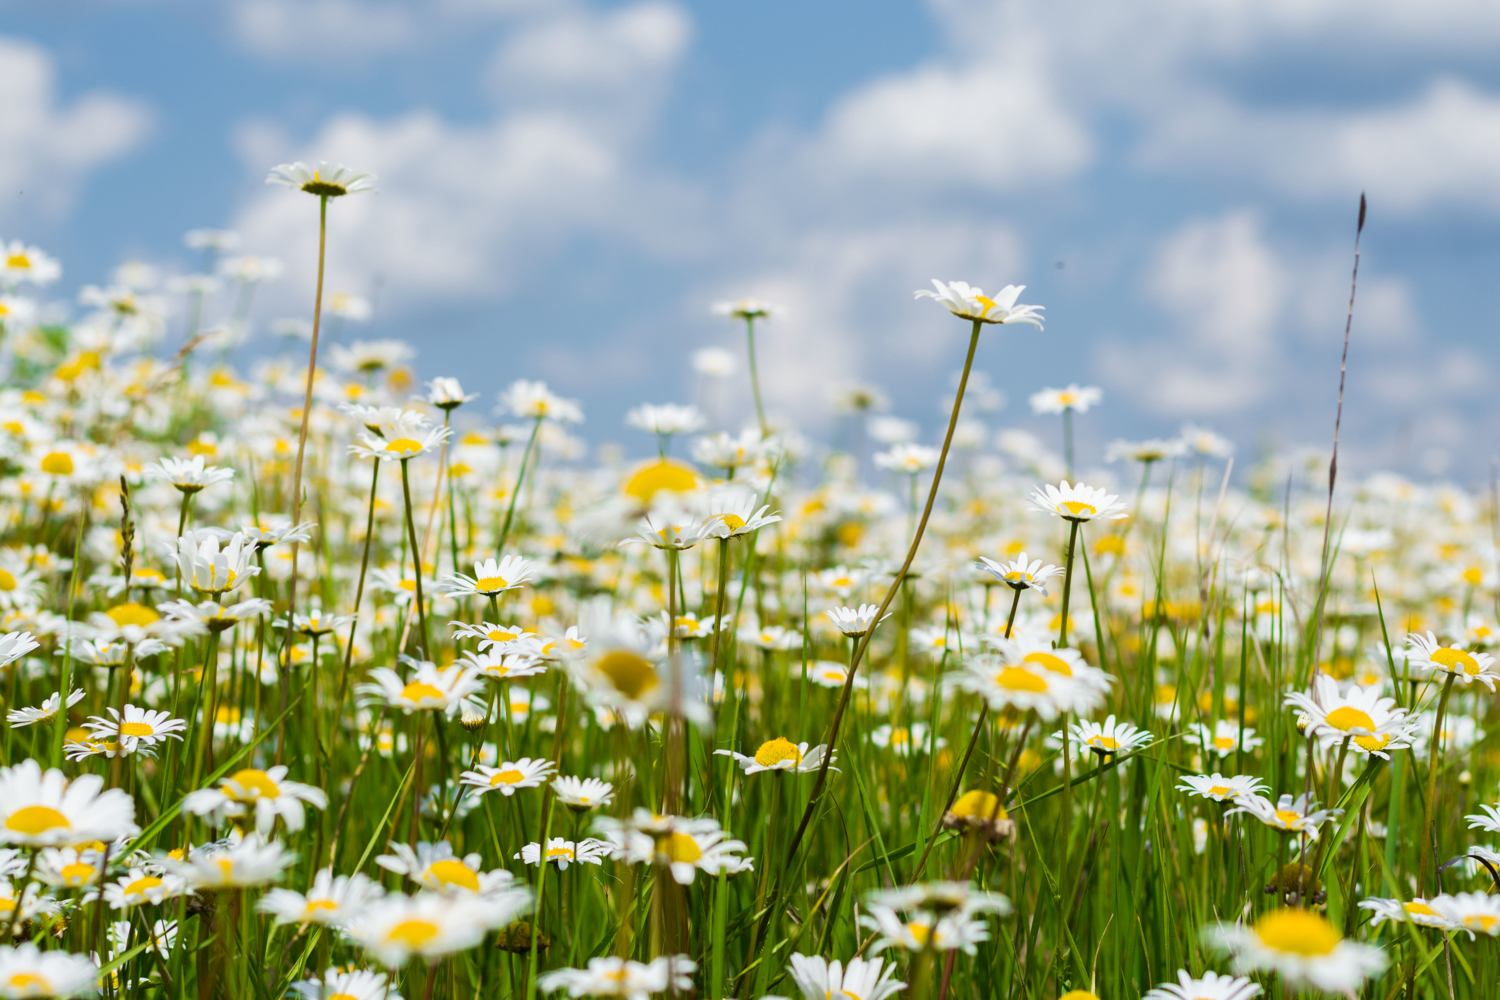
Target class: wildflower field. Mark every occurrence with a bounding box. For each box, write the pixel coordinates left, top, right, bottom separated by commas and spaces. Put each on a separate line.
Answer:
0, 167, 1494, 1000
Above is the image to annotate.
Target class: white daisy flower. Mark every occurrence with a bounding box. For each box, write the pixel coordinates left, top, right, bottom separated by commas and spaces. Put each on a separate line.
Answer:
913, 280, 1043, 327
975, 553, 1063, 595
1177, 773, 1267, 803
291, 968, 402, 1000
1054, 714, 1152, 758
552, 777, 615, 811
100, 868, 192, 909
787, 953, 904, 1000
7, 690, 84, 729
1193, 720, 1264, 758
0, 943, 97, 999
82, 705, 187, 755
266, 161, 376, 197
1029, 384, 1102, 415
348, 891, 509, 968
1029, 481, 1129, 522
1142, 969, 1262, 1000
1283, 673, 1415, 757
597, 811, 749, 885
516, 838, 612, 870
441, 555, 537, 598
1357, 896, 1452, 930
458, 758, 557, 797
1226, 793, 1340, 840
1406, 631, 1500, 689
715, 738, 836, 775
1206, 908, 1385, 992
0, 759, 138, 847
823, 604, 890, 638
159, 835, 293, 889
259, 869, 382, 927
181, 766, 328, 835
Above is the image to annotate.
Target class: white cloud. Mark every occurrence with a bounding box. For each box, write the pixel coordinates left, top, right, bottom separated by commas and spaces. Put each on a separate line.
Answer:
229, 2, 693, 312
487, 1, 690, 96
0, 36, 152, 219
812, 59, 1092, 191
230, 0, 418, 59
1139, 79, 1500, 211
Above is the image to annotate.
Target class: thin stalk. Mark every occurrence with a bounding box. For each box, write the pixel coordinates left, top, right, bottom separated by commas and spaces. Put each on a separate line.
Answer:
399, 458, 430, 658
285, 193, 331, 630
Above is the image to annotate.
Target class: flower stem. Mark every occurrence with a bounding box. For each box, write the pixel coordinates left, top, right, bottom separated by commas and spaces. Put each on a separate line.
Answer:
745, 316, 768, 438
285, 193, 330, 631
1057, 518, 1081, 647
498, 416, 543, 555
1420, 672, 1458, 893
399, 458, 430, 659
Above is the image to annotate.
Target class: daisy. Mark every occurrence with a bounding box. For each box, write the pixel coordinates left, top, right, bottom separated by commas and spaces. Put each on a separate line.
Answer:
0, 632, 40, 669
824, 604, 889, 638
348, 892, 504, 968
358, 661, 484, 716
874, 443, 939, 474
0, 943, 97, 999
913, 280, 1043, 327
1227, 793, 1340, 840
1193, 720, 1264, 758
266, 161, 377, 197
1179, 423, 1234, 458
291, 969, 402, 1000
0, 242, 62, 286
0, 759, 138, 847
516, 838, 612, 870
1106, 439, 1187, 464
597, 811, 749, 885
1030, 481, 1129, 522
458, 649, 547, 682
330, 340, 413, 375
568, 603, 707, 726
622, 510, 713, 551
375, 841, 516, 897
1357, 896, 1452, 930
702, 488, 782, 538
458, 758, 557, 796
1430, 892, 1500, 937
442, 555, 537, 598
141, 455, 235, 494
787, 954, 904, 1000
181, 766, 329, 835
499, 380, 584, 424
100, 868, 192, 909
870, 723, 936, 757
1177, 773, 1267, 803
975, 552, 1063, 595
715, 738, 836, 775
1206, 908, 1386, 992
1055, 715, 1152, 758
692, 429, 769, 473
427, 376, 477, 411
712, 298, 776, 320
351, 417, 450, 462
160, 836, 293, 889
552, 776, 615, 811
82, 705, 187, 755
1142, 970, 1262, 1000
808, 661, 864, 689
948, 657, 1094, 720
451, 621, 544, 654
177, 529, 258, 595
1029, 384, 1102, 415
7, 690, 84, 728
35, 846, 107, 889
259, 869, 382, 927
1406, 631, 1500, 689
1283, 673, 1415, 757
540, 955, 696, 1000
160, 597, 273, 633
942, 790, 1013, 838
626, 403, 702, 437
859, 904, 995, 956
238, 520, 316, 552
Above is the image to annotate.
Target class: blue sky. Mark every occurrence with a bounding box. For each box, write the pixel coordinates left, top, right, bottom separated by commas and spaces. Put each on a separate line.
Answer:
5, 0, 1500, 480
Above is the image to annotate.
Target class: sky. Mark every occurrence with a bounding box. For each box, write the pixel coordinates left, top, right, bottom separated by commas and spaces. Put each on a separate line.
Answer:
4, 0, 1500, 482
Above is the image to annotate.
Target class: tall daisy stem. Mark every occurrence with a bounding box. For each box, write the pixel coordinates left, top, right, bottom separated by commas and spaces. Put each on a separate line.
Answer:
1057, 518, 1082, 647
745, 316, 768, 438
335, 459, 380, 718
285, 193, 330, 630
398, 458, 430, 658
742, 318, 985, 991
497, 416, 543, 555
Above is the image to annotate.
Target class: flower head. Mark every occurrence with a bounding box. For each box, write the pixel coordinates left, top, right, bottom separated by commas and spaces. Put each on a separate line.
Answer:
266, 161, 377, 197
1205, 907, 1385, 993
1029, 384, 1102, 415
975, 553, 1063, 595
0, 759, 138, 847
182, 766, 328, 835
914, 280, 1043, 327
1030, 481, 1129, 522
1406, 631, 1500, 690
715, 738, 836, 775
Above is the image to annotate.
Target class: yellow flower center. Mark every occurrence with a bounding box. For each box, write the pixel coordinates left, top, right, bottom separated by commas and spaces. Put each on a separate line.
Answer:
1431, 647, 1480, 674
1208, 785, 1232, 797
546, 846, 574, 859
1023, 651, 1072, 676
597, 651, 658, 700
384, 438, 423, 455
59, 862, 96, 885
950, 789, 1006, 821
386, 919, 441, 946
328, 993, 358, 1000
1213, 736, 1235, 750
124, 875, 163, 896
490, 769, 525, 786
1324, 706, 1375, 732
1354, 733, 1391, 753
475, 576, 509, 592
664, 831, 702, 864
1254, 908, 1341, 955
427, 860, 480, 891
6, 805, 71, 836
1059, 501, 1097, 517
306, 899, 339, 913
623, 459, 700, 502
1466, 915, 1498, 931
40, 452, 75, 475
1274, 810, 1303, 828
1405, 901, 1437, 917
995, 667, 1047, 692
1086, 735, 1119, 750
716, 513, 746, 531
119, 721, 154, 736
107, 603, 160, 627
226, 769, 281, 800
753, 738, 801, 767
906, 921, 932, 945
7, 253, 32, 268
401, 682, 445, 703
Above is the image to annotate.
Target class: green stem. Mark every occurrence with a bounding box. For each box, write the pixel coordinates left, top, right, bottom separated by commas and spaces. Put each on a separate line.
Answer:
745, 316, 768, 438
1420, 672, 1458, 894
285, 193, 330, 629
1057, 519, 1082, 647
399, 458, 430, 658
497, 417, 543, 555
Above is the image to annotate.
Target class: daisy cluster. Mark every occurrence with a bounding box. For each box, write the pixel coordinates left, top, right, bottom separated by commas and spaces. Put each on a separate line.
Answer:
0, 176, 1496, 1000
